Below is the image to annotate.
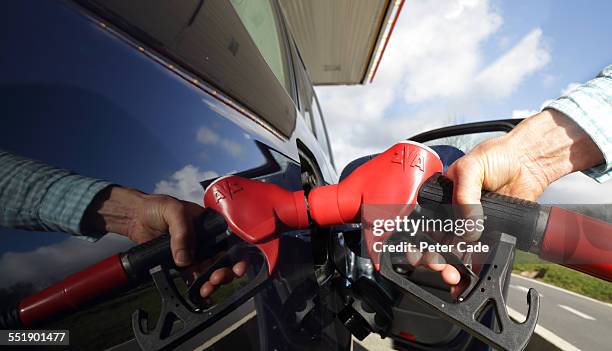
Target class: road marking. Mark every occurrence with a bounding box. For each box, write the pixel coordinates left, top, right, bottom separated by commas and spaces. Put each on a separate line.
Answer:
194, 300, 256, 351
510, 284, 543, 297
558, 304, 596, 320
512, 274, 612, 309
353, 335, 394, 351
507, 307, 581, 351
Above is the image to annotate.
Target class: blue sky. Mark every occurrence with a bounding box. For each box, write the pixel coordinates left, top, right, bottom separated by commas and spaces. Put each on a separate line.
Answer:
485, 0, 611, 118
316, 0, 612, 203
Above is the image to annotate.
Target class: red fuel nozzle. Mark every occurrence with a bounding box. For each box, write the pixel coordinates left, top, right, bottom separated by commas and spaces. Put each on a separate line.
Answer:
308, 141, 442, 226
308, 141, 442, 270
203, 176, 309, 273
203, 142, 443, 273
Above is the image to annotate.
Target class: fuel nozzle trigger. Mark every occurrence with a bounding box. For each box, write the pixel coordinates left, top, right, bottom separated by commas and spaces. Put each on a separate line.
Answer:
132, 246, 269, 351
379, 231, 539, 351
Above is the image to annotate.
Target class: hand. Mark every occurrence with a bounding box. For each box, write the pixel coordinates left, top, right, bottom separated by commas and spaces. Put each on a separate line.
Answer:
184, 258, 249, 298
432, 109, 604, 290
82, 187, 246, 298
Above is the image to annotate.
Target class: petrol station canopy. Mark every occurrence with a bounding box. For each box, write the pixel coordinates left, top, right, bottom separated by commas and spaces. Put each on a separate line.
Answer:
280, 0, 404, 85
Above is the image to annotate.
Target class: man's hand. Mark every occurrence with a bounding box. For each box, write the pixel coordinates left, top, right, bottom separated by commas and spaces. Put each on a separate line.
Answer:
447, 109, 603, 205
82, 187, 245, 298
436, 109, 604, 289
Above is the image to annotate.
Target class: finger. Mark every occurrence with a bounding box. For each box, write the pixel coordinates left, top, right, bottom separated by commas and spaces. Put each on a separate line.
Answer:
446, 159, 483, 206
405, 250, 423, 266
200, 281, 216, 298
232, 261, 248, 277
423, 252, 446, 271
446, 160, 484, 242
166, 203, 196, 267
209, 267, 236, 285
441, 265, 461, 285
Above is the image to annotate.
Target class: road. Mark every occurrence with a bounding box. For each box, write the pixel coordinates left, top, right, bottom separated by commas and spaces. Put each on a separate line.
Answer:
133, 274, 609, 351
507, 274, 612, 351
355, 274, 612, 351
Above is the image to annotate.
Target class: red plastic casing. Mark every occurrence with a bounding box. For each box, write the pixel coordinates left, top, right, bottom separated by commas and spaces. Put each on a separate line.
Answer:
19, 254, 130, 326
203, 176, 309, 274
202, 142, 442, 273
540, 206, 612, 282
308, 141, 443, 269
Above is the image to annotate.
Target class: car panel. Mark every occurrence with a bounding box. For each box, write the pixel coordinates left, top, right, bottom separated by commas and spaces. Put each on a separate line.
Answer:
0, 0, 343, 350
77, 0, 299, 138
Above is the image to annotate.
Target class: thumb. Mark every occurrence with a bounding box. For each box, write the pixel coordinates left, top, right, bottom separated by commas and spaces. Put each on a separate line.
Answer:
164, 202, 197, 267
446, 158, 484, 242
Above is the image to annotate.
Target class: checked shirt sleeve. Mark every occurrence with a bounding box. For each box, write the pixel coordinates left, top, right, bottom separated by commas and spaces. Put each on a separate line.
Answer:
0, 150, 112, 239
544, 65, 612, 183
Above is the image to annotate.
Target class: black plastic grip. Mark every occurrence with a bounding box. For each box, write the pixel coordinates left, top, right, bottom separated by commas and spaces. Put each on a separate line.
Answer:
417, 173, 549, 252
121, 208, 228, 282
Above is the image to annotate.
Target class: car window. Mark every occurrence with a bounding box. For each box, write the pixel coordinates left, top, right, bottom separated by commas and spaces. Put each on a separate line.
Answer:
290, 39, 316, 133
230, 0, 289, 92
311, 94, 333, 159
297, 70, 316, 134
84, 0, 297, 136
289, 39, 333, 161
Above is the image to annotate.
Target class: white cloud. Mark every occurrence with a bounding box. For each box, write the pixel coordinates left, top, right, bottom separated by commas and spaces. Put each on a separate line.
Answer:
197, 127, 221, 144
220, 139, 242, 157
511, 109, 538, 119
476, 28, 550, 98
317, 0, 551, 170
154, 165, 218, 204
511, 81, 581, 120
395, 0, 503, 103
0, 234, 133, 289
196, 127, 243, 156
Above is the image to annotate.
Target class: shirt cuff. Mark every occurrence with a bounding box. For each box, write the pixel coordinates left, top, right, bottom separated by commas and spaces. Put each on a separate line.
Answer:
39, 176, 112, 240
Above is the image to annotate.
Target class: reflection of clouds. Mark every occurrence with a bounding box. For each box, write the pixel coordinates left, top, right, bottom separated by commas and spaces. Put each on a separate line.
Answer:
196, 127, 220, 144
196, 127, 243, 157
154, 165, 218, 204
219, 139, 242, 156
0, 234, 132, 289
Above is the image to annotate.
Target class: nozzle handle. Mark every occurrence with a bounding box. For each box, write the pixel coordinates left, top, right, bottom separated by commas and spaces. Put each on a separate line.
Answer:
121, 208, 228, 282
417, 173, 549, 252
10, 208, 228, 328
418, 173, 612, 282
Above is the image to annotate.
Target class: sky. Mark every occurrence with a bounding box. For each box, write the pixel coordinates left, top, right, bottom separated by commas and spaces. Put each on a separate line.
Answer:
0, 0, 610, 290
315, 0, 612, 204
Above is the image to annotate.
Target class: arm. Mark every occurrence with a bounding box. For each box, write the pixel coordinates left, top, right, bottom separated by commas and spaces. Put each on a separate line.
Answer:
545, 65, 612, 182
440, 66, 610, 288
0, 150, 111, 236
0, 150, 245, 296
0, 151, 196, 266
447, 64, 611, 206
446, 108, 604, 207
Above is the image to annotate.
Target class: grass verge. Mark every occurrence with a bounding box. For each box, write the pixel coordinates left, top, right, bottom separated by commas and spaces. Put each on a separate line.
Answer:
513, 251, 612, 303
